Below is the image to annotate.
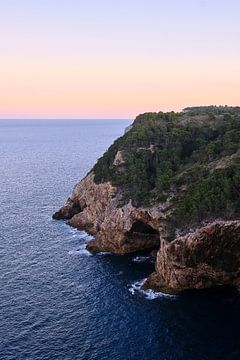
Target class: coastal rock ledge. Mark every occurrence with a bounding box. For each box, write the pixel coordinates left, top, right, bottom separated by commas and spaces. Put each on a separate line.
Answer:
53, 174, 240, 294
53, 173, 163, 254
53, 107, 240, 294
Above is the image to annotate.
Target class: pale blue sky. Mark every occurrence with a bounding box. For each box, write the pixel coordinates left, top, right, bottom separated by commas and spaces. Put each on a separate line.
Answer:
0, 0, 239, 118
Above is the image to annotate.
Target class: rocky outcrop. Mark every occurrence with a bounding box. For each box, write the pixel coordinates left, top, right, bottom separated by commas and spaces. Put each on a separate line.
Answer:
53, 173, 116, 235
53, 172, 240, 293
53, 107, 240, 294
143, 221, 240, 294
53, 172, 165, 254
113, 150, 125, 166
124, 124, 133, 133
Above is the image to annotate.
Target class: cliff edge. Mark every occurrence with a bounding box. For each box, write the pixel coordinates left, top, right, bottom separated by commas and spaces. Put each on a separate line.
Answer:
53, 106, 240, 294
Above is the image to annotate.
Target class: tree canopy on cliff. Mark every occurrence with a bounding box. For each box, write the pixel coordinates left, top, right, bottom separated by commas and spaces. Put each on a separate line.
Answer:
92, 107, 240, 230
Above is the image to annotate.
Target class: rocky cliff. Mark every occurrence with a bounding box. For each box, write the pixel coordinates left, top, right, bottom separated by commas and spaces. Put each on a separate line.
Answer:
143, 221, 240, 294
53, 107, 240, 294
53, 172, 164, 254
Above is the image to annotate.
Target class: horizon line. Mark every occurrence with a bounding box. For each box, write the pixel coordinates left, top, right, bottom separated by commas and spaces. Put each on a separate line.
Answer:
0, 118, 132, 121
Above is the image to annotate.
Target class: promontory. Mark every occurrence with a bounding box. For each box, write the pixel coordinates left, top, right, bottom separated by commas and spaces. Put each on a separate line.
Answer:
53, 106, 240, 294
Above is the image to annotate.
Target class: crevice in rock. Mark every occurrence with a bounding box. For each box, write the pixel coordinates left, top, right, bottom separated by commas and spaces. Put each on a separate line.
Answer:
52, 201, 83, 220
130, 221, 159, 235
68, 203, 83, 218
126, 220, 160, 250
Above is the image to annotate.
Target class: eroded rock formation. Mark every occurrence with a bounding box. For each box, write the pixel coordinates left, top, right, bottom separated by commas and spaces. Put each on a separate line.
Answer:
54, 173, 163, 254
143, 221, 240, 294
53, 172, 240, 293
53, 108, 240, 294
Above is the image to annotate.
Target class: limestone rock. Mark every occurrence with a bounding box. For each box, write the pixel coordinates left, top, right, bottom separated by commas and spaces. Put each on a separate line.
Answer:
53, 107, 240, 294
143, 221, 240, 294
53, 173, 240, 293
53, 172, 163, 253
113, 150, 125, 166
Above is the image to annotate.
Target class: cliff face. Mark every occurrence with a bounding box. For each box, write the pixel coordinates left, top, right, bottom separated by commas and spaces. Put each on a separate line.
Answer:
53, 173, 115, 236
53, 107, 240, 294
53, 176, 240, 293
54, 173, 164, 254
143, 221, 240, 294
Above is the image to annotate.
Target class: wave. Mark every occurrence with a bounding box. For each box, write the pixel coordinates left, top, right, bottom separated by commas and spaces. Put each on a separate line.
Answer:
132, 256, 155, 264
97, 251, 112, 256
128, 279, 177, 300
68, 244, 92, 257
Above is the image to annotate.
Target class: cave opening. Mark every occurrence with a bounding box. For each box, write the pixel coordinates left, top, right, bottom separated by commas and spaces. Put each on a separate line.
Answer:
127, 220, 160, 251
130, 220, 159, 235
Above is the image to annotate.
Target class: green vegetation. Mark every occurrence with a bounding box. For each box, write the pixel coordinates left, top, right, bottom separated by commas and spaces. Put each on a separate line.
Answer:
183, 105, 240, 115
92, 106, 240, 228
174, 157, 240, 226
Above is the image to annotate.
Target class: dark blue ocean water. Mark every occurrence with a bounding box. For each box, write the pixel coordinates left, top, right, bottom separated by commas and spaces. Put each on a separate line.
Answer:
0, 119, 240, 360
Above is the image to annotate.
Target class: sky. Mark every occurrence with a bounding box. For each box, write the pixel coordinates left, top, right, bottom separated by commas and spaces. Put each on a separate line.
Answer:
0, 0, 239, 119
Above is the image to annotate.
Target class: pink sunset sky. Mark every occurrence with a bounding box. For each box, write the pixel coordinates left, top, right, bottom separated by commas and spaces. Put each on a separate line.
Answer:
0, 0, 239, 119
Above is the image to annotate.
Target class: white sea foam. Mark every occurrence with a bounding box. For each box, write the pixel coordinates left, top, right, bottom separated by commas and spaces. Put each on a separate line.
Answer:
67, 227, 93, 241
116, 271, 123, 276
97, 251, 112, 256
81, 233, 93, 241
68, 244, 92, 256
71, 234, 80, 238
69, 228, 79, 235
128, 279, 177, 300
132, 256, 154, 263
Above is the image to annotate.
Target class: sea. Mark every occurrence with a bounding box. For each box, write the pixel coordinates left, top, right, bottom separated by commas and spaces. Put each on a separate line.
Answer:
0, 119, 240, 360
